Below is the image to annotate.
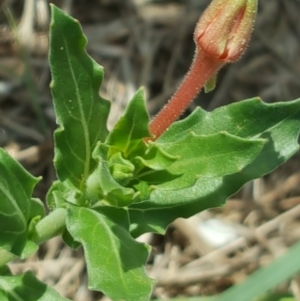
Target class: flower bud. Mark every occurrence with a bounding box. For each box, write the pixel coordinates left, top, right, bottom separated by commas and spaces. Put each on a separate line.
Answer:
195, 0, 257, 62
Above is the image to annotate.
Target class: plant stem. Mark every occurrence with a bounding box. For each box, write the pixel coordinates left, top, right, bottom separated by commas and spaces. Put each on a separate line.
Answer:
0, 208, 67, 267
149, 51, 224, 139
30, 208, 67, 245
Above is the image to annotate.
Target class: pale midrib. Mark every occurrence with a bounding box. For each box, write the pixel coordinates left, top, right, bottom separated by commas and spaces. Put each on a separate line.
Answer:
0, 280, 25, 301
0, 181, 26, 229
92, 211, 129, 297
63, 38, 90, 184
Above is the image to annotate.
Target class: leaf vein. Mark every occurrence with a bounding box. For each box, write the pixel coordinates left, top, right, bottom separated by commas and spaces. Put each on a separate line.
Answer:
63, 38, 91, 185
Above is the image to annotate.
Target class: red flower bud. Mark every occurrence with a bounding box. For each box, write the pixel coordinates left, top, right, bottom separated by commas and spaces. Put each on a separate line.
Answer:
195, 0, 257, 62
148, 0, 257, 140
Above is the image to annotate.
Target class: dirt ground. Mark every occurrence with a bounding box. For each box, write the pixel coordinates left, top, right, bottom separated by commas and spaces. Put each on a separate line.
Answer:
1, 0, 300, 300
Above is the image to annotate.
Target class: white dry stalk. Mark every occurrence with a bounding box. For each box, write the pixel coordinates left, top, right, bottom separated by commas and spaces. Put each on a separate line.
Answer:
17, 0, 49, 50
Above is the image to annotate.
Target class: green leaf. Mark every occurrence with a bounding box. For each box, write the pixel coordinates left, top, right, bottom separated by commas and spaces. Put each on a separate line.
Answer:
0, 149, 40, 256
254, 294, 295, 301
23, 198, 45, 258
46, 181, 68, 210
108, 152, 135, 186
49, 5, 110, 190
0, 265, 12, 276
0, 271, 71, 300
204, 73, 217, 93
214, 240, 300, 301
87, 143, 135, 206
28, 198, 45, 221
155, 297, 213, 301
133, 181, 152, 202
47, 180, 85, 209
27, 198, 45, 240
128, 98, 300, 236
66, 206, 154, 301
154, 132, 265, 189
160, 97, 300, 147
134, 142, 178, 172
106, 88, 150, 158
62, 228, 81, 250
129, 134, 265, 235
160, 97, 300, 186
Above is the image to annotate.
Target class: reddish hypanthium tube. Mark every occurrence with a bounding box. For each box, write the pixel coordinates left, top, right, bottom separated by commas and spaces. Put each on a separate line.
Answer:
149, 0, 258, 139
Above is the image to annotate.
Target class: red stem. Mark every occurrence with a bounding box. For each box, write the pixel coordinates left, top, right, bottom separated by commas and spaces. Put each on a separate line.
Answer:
149, 51, 224, 139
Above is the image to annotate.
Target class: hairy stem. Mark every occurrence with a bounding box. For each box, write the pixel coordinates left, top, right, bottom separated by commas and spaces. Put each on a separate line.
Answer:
149, 51, 224, 139
30, 208, 67, 244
